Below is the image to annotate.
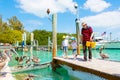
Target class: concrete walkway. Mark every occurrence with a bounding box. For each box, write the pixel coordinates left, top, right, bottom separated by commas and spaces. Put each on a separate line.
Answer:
53, 55, 120, 80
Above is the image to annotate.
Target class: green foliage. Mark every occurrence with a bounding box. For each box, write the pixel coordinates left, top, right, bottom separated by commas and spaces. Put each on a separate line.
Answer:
33, 30, 52, 45
0, 15, 76, 45
33, 30, 73, 45
0, 16, 24, 44
0, 30, 22, 44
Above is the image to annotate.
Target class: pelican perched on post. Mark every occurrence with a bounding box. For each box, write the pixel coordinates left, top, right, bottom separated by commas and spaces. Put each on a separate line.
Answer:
99, 47, 109, 59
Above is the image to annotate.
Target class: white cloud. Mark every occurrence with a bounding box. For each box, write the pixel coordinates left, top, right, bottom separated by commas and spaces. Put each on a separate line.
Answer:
16, 0, 76, 18
81, 11, 120, 29
83, 0, 111, 12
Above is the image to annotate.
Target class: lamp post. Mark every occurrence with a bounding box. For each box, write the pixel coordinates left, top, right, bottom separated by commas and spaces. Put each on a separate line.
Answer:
47, 9, 57, 58
30, 32, 34, 61
74, 3, 80, 55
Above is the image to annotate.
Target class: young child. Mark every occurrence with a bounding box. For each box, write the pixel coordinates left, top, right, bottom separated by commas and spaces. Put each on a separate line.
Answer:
62, 36, 69, 58
71, 38, 77, 59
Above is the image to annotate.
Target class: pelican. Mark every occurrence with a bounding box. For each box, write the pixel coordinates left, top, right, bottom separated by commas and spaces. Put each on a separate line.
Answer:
24, 74, 36, 80
15, 56, 27, 64
28, 74, 36, 78
10, 48, 19, 56
32, 56, 40, 63
24, 77, 32, 80
99, 48, 109, 59
0, 48, 19, 74
26, 57, 31, 64
0, 50, 11, 75
0, 51, 6, 70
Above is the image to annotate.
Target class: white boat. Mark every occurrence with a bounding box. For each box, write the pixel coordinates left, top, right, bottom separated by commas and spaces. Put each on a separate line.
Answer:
94, 37, 120, 49
104, 41, 120, 49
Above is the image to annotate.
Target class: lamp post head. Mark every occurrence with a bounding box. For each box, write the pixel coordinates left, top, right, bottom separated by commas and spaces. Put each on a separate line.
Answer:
47, 8, 50, 15
75, 18, 80, 23
74, 3, 78, 9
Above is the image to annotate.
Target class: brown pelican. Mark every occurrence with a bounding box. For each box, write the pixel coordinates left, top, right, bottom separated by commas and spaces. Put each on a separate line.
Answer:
99, 47, 109, 59
32, 56, 40, 63
26, 57, 31, 64
0, 50, 11, 75
0, 51, 6, 70
28, 74, 36, 78
24, 74, 36, 80
15, 56, 27, 64
24, 77, 32, 80
0, 48, 19, 73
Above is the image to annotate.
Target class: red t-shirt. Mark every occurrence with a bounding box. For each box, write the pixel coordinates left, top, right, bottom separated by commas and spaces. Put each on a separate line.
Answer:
81, 26, 93, 42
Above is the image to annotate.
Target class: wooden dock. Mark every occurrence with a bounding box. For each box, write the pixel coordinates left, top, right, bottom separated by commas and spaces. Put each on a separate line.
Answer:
0, 66, 16, 80
52, 55, 120, 80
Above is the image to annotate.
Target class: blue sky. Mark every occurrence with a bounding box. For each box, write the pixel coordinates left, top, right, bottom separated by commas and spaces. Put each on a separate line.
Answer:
0, 0, 120, 40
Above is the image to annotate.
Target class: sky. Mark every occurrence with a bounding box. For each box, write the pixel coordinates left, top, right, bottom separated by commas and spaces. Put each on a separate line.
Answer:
0, 0, 120, 40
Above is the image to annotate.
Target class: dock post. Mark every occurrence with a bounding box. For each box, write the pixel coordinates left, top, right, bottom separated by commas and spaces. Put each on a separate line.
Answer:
74, 3, 80, 55
52, 13, 57, 70
46, 9, 57, 70
24, 32, 26, 46
48, 37, 50, 52
52, 14, 57, 58
76, 19, 80, 55
31, 32, 34, 46
30, 32, 34, 64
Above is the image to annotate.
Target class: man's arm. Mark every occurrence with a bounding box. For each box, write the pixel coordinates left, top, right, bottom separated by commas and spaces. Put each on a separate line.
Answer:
90, 32, 94, 41
89, 27, 94, 41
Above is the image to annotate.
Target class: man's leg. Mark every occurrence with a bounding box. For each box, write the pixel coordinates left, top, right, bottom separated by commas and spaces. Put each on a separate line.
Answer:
62, 46, 65, 57
65, 46, 68, 58
73, 49, 77, 59
88, 47, 92, 60
83, 42, 87, 61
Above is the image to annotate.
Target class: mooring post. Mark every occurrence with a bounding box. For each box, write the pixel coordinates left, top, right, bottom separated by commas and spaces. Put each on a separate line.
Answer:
76, 19, 80, 55
46, 9, 57, 70
52, 13, 57, 58
24, 32, 26, 46
31, 32, 34, 46
51, 13, 57, 70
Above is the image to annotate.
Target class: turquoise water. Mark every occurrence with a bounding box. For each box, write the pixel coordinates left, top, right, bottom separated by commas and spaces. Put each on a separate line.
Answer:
9, 49, 120, 80
57, 49, 120, 61
101, 49, 120, 61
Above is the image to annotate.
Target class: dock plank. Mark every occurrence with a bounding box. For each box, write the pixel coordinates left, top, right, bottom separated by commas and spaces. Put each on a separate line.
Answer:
53, 55, 120, 80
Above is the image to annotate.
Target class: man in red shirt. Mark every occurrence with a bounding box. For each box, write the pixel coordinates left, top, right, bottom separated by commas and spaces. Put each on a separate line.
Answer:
81, 22, 93, 61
